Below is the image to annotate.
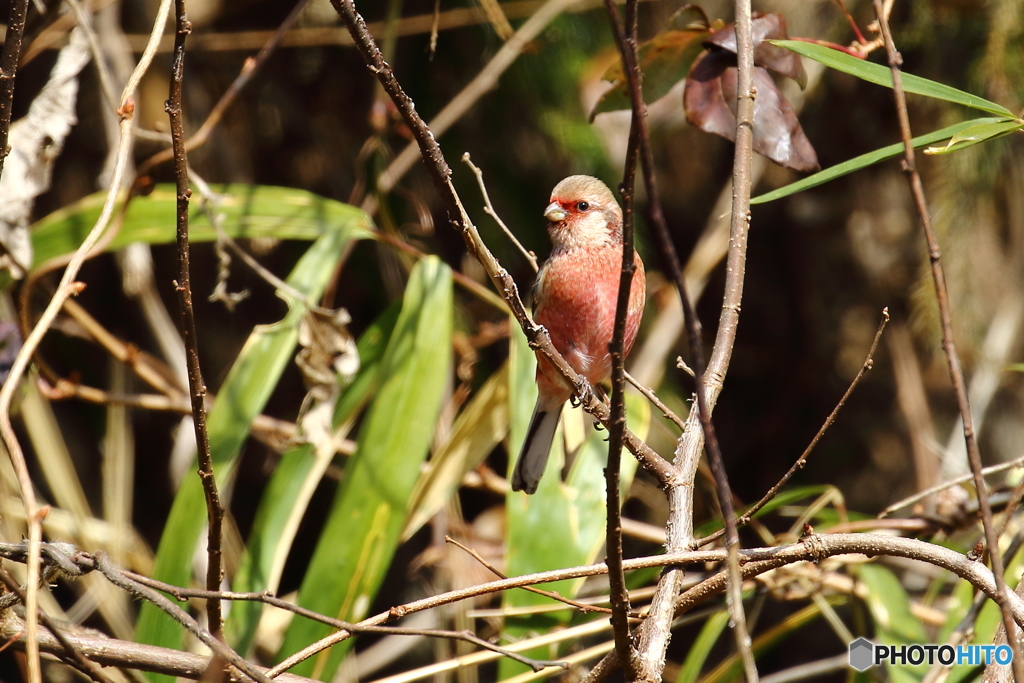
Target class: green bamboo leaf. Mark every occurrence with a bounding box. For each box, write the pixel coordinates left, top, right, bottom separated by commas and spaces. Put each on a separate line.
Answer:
500, 318, 649, 678
133, 192, 369, 677
858, 564, 926, 643
402, 361, 510, 541
771, 41, 1014, 117
750, 117, 1006, 205
925, 119, 1023, 154
1007, 363, 1024, 373
677, 609, 730, 683
857, 564, 927, 683
31, 184, 373, 265
225, 303, 401, 655
277, 257, 453, 681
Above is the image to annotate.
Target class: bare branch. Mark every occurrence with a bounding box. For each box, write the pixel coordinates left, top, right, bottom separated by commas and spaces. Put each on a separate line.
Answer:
872, 3, 1023, 679
330, 0, 676, 488
166, 0, 227, 645
696, 308, 890, 548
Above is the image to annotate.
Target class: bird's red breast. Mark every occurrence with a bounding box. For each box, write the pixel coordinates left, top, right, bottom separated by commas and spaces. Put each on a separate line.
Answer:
534, 245, 645, 410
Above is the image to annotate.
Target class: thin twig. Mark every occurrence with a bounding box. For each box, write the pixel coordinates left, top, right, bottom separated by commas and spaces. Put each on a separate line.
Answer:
372, 229, 508, 310
444, 536, 639, 618
601, 0, 642, 676
167, 0, 226, 643
0, 111, 133, 683
265, 531, 1024, 677
0, 0, 30, 182
119, 567, 567, 673
92, 553, 272, 683
364, 0, 583, 216
671, 0, 760, 679
461, 153, 538, 272
872, 4, 1023, 680
331, 0, 676, 488
880, 454, 1024, 518
0, 567, 113, 683
625, 371, 686, 430
135, 0, 310, 178
695, 308, 890, 548
0, 3, 36, 678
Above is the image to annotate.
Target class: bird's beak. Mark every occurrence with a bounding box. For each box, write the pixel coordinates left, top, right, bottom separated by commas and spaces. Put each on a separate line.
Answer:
544, 202, 567, 222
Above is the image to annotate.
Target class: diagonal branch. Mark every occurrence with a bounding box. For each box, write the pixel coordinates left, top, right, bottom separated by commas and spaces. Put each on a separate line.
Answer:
602, 0, 643, 676
871, 3, 1023, 680
330, 0, 676, 489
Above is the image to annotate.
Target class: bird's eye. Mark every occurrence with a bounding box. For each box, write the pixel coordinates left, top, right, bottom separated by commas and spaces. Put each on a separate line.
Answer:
576, 201, 590, 212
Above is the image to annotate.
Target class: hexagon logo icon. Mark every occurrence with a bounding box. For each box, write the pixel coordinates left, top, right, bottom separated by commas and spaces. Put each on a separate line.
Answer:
849, 638, 874, 671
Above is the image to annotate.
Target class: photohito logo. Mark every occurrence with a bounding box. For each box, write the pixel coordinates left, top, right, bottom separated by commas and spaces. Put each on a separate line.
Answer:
848, 638, 1014, 671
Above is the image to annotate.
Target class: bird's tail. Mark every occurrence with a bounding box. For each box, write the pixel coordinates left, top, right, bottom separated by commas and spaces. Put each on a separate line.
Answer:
511, 402, 562, 494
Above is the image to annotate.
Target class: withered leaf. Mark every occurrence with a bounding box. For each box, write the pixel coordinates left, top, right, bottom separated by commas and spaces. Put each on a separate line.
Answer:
707, 12, 807, 88
590, 7, 722, 120
684, 49, 819, 172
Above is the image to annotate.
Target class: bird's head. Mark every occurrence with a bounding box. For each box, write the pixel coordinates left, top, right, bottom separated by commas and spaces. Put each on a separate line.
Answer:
544, 175, 622, 250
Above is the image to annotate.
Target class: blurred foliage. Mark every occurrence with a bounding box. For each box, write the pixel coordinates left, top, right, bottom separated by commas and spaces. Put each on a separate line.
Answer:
3, 0, 1024, 682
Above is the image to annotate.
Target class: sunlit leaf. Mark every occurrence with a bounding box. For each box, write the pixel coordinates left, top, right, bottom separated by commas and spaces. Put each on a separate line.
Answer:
771, 40, 1015, 117
924, 118, 1023, 154
225, 303, 401, 656
134, 192, 367, 677
500, 315, 649, 678
401, 361, 510, 540
591, 26, 711, 119
31, 184, 373, 266
750, 117, 1007, 204
278, 257, 453, 681
677, 609, 730, 683
699, 598, 836, 683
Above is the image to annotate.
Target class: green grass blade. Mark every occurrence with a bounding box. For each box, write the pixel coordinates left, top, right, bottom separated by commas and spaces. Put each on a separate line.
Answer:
771, 41, 1014, 117
750, 117, 1006, 205
402, 361, 510, 541
31, 184, 373, 265
857, 564, 927, 683
225, 303, 401, 655
677, 609, 730, 683
133, 194, 369, 677
501, 321, 650, 678
277, 257, 453, 681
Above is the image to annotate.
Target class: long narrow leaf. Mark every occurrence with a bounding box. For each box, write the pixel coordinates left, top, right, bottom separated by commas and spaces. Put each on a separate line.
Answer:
772, 41, 1014, 117
750, 117, 1006, 205
31, 184, 373, 265
134, 190, 369, 675
225, 303, 401, 655
277, 257, 453, 681
501, 318, 649, 678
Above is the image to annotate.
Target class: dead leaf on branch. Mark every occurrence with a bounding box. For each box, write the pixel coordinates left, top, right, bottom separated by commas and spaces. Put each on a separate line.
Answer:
590, 9, 818, 172
589, 5, 721, 120
684, 48, 819, 172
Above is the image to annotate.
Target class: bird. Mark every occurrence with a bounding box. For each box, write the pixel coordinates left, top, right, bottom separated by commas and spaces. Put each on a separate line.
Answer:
511, 175, 646, 494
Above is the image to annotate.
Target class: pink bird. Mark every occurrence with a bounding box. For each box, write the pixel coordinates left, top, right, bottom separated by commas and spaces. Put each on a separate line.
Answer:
511, 175, 646, 494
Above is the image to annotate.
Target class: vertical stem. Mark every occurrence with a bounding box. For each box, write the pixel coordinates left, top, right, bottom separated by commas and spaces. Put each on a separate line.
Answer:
167, 0, 226, 642
872, 3, 1023, 679
602, 0, 640, 675
702, 1, 758, 681
0, 0, 30, 180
